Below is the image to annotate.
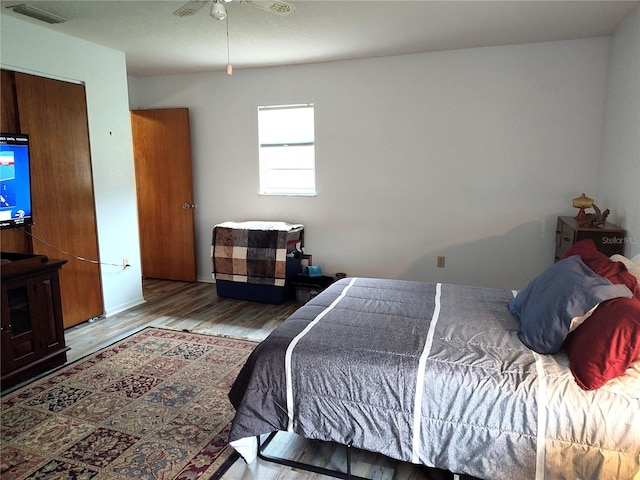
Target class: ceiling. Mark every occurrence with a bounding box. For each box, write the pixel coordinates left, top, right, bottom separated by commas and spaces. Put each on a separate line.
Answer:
2, 1, 638, 77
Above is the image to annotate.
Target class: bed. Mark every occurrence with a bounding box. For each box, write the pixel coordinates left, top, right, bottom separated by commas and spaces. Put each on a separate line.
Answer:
227, 241, 640, 479
211, 221, 304, 304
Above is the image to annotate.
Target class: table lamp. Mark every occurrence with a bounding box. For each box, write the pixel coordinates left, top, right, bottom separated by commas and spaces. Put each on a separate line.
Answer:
573, 193, 594, 220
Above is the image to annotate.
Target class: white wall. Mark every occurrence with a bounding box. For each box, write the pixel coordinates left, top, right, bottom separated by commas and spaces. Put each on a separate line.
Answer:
1, 15, 144, 316
1, 11, 633, 316
597, 7, 640, 258
130, 37, 611, 290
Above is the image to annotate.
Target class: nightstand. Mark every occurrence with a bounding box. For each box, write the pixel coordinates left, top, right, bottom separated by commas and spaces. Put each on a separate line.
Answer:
555, 216, 626, 262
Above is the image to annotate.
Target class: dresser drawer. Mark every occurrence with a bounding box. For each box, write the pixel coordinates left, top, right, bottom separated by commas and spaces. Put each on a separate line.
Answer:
554, 216, 626, 262
555, 220, 576, 259
576, 230, 626, 257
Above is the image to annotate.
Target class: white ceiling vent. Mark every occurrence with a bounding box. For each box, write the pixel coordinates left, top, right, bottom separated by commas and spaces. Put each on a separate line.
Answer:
8, 3, 66, 24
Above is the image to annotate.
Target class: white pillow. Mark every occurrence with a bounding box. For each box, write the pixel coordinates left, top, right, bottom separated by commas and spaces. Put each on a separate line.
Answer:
610, 254, 640, 281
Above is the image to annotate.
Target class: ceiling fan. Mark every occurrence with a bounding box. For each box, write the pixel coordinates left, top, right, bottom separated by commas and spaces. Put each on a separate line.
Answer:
173, 0, 294, 75
173, 0, 295, 20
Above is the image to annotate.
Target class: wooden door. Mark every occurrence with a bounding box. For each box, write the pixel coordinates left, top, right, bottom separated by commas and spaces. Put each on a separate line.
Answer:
13, 72, 103, 328
0, 70, 31, 253
131, 108, 196, 281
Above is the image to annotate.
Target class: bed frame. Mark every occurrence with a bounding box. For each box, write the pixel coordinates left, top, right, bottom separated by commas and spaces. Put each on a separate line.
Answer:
258, 432, 371, 480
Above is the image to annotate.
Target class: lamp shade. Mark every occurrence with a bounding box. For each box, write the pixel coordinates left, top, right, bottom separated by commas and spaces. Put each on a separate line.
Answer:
573, 193, 594, 220
573, 193, 594, 209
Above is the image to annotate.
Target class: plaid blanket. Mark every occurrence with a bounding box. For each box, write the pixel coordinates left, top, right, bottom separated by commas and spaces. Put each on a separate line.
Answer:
212, 221, 304, 286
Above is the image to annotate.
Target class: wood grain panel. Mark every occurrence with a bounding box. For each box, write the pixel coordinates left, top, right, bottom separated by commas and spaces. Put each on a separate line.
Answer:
1, 70, 18, 131
14, 72, 103, 327
0, 70, 31, 253
131, 108, 196, 281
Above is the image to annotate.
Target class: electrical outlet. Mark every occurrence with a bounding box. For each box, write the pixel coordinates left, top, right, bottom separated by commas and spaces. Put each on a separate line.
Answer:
122, 258, 130, 270
437, 256, 445, 268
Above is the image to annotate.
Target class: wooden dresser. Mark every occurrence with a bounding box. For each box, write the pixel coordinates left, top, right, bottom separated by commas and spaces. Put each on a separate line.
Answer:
555, 216, 626, 262
1, 253, 68, 389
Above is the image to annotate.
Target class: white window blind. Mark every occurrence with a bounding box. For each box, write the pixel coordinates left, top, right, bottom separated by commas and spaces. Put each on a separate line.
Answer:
258, 104, 316, 196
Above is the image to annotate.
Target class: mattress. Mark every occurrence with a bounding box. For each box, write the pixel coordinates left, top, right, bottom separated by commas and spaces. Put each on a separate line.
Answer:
228, 277, 640, 479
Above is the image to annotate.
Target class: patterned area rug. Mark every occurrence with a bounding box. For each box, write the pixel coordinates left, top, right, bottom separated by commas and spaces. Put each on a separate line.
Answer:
1, 327, 256, 480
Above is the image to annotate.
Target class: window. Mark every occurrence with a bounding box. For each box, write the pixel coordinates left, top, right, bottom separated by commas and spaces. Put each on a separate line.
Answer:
258, 104, 316, 196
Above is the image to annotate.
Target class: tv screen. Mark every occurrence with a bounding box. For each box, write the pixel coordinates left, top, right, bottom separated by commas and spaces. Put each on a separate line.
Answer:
0, 133, 33, 229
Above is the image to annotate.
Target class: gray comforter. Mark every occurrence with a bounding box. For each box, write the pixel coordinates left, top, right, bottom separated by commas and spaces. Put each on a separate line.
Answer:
228, 278, 640, 479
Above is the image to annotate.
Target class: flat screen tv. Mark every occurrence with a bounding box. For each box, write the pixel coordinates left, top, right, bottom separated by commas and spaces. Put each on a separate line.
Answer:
0, 133, 33, 229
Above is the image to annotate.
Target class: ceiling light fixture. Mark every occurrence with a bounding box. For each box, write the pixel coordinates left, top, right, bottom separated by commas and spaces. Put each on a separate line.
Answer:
210, 0, 227, 21
9, 3, 66, 24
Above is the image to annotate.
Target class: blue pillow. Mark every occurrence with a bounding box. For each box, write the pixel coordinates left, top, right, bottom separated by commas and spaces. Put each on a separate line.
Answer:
508, 255, 632, 354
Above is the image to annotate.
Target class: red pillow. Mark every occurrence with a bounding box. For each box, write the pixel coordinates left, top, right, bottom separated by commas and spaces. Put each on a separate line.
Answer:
560, 239, 640, 299
565, 297, 640, 390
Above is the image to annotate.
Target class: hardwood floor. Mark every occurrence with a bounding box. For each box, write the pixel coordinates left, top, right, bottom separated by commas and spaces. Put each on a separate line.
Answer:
62, 279, 457, 480
64, 279, 298, 363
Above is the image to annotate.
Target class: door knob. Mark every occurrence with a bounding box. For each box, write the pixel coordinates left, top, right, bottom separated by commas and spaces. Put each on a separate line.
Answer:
182, 203, 197, 210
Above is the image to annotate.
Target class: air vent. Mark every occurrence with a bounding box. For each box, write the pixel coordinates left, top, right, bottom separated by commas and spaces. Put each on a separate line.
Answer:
9, 3, 66, 24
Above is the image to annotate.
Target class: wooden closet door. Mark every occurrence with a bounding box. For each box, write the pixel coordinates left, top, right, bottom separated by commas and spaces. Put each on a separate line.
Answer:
14, 73, 103, 328
131, 108, 196, 282
0, 70, 31, 253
